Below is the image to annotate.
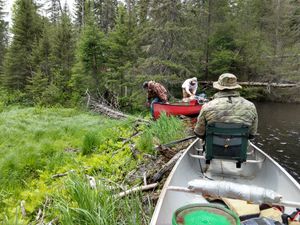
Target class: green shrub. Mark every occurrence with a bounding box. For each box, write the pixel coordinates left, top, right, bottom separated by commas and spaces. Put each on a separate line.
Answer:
136, 130, 154, 154
55, 174, 150, 225
82, 131, 100, 155
136, 113, 186, 152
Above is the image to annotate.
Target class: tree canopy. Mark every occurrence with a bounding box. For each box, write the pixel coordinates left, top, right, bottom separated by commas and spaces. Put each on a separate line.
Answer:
0, 0, 299, 107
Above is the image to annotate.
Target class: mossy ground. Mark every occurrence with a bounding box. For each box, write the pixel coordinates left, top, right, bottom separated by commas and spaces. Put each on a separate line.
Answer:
0, 106, 186, 224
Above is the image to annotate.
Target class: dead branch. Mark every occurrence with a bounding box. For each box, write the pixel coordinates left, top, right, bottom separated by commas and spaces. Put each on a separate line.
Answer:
156, 145, 177, 160
122, 131, 142, 145
36, 208, 42, 222
86, 91, 150, 123
118, 183, 158, 198
129, 143, 139, 159
86, 175, 97, 189
143, 172, 147, 186
47, 218, 58, 225
199, 81, 298, 88
21, 200, 26, 217
52, 170, 75, 179
151, 150, 185, 183
155, 136, 196, 149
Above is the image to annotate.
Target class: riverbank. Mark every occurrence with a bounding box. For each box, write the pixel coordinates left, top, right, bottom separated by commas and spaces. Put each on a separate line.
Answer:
235, 86, 300, 103
0, 106, 187, 224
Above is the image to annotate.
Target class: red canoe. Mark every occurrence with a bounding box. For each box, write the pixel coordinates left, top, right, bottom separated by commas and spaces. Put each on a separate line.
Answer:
152, 100, 203, 120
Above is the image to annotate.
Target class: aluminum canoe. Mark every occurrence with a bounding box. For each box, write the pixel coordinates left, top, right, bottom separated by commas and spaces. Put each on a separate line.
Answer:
150, 139, 300, 225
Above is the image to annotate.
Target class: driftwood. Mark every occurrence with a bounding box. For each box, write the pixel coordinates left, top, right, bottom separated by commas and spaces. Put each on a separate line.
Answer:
151, 149, 185, 183
199, 81, 298, 88
85, 90, 149, 123
52, 170, 74, 179
35, 197, 51, 225
129, 143, 139, 159
118, 183, 158, 198
21, 200, 26, 217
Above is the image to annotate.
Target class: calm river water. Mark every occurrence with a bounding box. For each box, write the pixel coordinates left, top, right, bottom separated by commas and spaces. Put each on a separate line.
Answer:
253, 102, 300, 182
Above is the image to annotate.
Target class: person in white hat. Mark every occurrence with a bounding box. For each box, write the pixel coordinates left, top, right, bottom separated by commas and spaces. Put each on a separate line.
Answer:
182, 77, 198, 101
194, 73, 258, 139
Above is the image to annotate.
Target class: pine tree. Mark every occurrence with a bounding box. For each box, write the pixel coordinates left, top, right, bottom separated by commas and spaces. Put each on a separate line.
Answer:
70, 15, 108, 95
74, 0, 85, 28
47, 0, 61, 23
2, 0, 42, 90
51, 9, 75, 95
107, 4, 137, 97
94, 0, 118, 33
74, 0, 94, 28
0, 0, 8, 77
136, 0, 150, 24
139, 0, 192, 77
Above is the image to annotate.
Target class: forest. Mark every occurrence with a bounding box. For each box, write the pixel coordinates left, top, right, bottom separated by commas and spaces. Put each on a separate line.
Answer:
0, 0, 300, 109
0, 0, 300, 224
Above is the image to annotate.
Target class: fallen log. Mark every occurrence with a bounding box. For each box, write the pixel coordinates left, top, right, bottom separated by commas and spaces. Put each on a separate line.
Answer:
199, 81, 298, 88
151, 149, 185, 183
118, 183, 158, 198
86, 91, 150, 123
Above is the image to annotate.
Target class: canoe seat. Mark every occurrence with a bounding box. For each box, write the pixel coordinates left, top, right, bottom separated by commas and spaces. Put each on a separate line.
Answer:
205, 123, 249, 168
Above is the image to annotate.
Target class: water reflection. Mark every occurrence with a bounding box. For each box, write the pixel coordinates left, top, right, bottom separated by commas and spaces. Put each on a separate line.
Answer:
254, 102, 300, 182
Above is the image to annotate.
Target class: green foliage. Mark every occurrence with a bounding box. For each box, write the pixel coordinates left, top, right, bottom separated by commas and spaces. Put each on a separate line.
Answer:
2, 0, 42, 90
136, 113, 186, 153
55, 174, 151, 225
70, 16, 108, 96
82, 131, 100, 155
0, 107, 144, 222
0, 0, 7, 76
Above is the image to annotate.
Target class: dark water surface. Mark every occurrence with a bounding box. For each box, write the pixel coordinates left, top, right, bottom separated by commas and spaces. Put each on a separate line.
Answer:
253, 102, 300, 183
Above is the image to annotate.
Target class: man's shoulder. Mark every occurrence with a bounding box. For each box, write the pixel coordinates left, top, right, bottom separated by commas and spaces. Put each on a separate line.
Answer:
239, 97, 256, 108
202, 98, 220, 110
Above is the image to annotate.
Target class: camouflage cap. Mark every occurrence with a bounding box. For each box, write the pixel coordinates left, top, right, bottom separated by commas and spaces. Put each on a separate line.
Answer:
213, 73, 242, 90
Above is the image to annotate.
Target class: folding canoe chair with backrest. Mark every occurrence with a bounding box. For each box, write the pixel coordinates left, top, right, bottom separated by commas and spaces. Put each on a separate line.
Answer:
204, 122, 250, 168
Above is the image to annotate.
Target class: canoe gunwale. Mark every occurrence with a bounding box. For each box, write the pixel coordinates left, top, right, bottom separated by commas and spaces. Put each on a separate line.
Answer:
150, 139, 300, 225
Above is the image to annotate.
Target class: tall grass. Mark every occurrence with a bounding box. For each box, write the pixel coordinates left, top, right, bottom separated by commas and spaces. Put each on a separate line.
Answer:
136, 113, 187, 153
55, 174, 151, 225
0, 107, 140, 222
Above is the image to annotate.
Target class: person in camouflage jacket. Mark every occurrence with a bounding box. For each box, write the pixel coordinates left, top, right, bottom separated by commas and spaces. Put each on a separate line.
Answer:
194, 73, 258, 139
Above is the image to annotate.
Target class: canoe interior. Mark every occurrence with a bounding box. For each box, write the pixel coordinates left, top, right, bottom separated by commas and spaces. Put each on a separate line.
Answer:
150, 139, 300, 225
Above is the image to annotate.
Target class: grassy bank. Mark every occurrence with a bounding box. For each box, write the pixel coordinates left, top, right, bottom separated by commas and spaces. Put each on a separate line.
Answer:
0, 106, 186, 224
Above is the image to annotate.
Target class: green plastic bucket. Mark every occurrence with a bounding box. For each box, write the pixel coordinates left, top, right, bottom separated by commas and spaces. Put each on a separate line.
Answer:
172, 204, 241, 225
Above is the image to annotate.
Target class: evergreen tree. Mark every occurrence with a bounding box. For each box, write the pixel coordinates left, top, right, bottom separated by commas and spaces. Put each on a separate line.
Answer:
51, 9, 75, 103
2, 0, 42, 90
70, 15, 108, 95
0, 0, 7, 77
74, 0, 94, 28
136, 0, 150, 24
74, 0, 85, 28
94, 0, 118, 33
47, 0, 61, 23
139, 0, 192, 77
107, 4, 137, 97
